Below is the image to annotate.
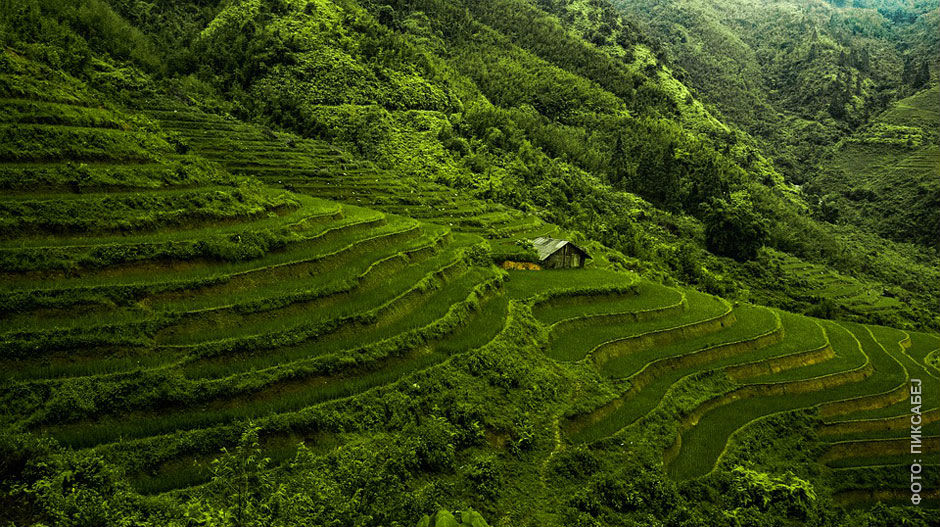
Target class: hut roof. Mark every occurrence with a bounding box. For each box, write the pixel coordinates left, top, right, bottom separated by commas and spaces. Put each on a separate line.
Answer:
530, 237, 591, 261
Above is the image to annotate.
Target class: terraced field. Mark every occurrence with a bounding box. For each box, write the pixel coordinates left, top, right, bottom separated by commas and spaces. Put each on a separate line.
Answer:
498, 269, 939, 507
811, 84, 940, 252
140, 101, 559, 246
2, 52, 937, 520
768, 251, 907, 317
0, 62, 513, 494
815, 327, 940, 505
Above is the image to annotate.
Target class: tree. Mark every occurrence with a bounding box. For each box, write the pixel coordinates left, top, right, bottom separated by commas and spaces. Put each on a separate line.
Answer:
194, 424, 274, 527
608, 131, 632, 185
702, 191, 769, 261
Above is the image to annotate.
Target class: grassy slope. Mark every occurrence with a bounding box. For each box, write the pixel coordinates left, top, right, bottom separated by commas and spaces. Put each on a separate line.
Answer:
1, 57, 938, 525
609, 0, 936, 175
0, 2, 938, 527
808, 84, 940, 247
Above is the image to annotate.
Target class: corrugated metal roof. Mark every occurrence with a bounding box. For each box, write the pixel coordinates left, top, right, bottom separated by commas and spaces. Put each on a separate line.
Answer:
530, 236, 590, 261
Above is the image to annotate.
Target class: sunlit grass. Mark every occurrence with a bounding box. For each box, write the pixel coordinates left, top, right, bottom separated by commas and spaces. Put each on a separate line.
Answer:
548, 289, 726, 362
48, 270, 504, 448
665, 321, 911, 481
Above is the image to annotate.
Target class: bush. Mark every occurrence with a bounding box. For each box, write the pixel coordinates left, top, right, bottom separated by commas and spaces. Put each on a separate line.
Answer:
464, 241, 494, 267
703, 190, 769, 261
463, 456, 502, 500
723, 466, 816, 519
410, 415, 457, 472
0, 432, 140, 527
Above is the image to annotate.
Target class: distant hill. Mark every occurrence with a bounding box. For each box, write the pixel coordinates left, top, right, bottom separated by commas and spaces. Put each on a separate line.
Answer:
807, 85, 939, 248
609, 0, 938, 185
0, 2, 938, 526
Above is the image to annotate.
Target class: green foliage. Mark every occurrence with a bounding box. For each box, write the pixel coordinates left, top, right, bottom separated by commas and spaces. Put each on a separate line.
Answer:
807, 85, 940, 248
612, 0, 937, 187
191, 425, 274, 527
844, 503, 940, 527
0, 432, 148, 527
0, 0, 162, 73
562, 457, 680, 523
409, 415, 458, 471
183, 431, 429, 526
418, 508, 489, 527
0, 186, 295, 237
0, 2, 937, 527
725, 466, 816, 518
464, 240, 493, 267
490, 238, 538, 264
702, 190, 769, 261
463, 455, 502, 500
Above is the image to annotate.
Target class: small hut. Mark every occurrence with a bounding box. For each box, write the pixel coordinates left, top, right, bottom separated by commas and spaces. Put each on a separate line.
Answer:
531, 236, 591, 269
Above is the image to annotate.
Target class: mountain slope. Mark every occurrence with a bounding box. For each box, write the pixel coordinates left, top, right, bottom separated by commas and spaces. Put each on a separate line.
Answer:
0, 1, 938, 526
107, 0, 937, 329
609, 0, 937, 186
808, 84, 940, 247
1, 58, 937, 525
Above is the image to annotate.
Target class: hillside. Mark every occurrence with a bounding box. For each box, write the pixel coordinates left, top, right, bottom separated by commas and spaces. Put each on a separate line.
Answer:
0, 1, 938, 526
609, 0, 938, 189
99, 0, 938, 330
807, 85, 939, 247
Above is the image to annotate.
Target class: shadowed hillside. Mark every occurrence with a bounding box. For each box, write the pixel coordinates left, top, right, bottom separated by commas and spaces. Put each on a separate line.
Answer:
0, 1, 937, 526
808, 85, 940, 248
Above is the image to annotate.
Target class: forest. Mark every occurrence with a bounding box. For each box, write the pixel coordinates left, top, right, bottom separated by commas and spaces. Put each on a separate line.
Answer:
0, 0, 937, 525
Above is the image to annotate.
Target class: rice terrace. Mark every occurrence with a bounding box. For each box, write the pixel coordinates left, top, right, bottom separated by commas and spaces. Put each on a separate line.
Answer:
0, 0, 937, 526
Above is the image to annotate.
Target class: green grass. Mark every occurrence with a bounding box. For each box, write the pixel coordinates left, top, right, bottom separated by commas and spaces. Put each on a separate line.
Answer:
3, 231, 466, 375
533, 280, 675, 325
823, 326, 939, 423
179, 251, 487, 377
149, 221, 428, 314
0, 159, 235, 192
2, 51, 932, 515
570, 309, 817, 444
0, 189, 322, 249
767, 250, 916, 320
598, 305, 778, 378
0, 214, 388, 342
144, 105, 583, 258
0, 200, 341, 274
126, 452, 218, 496
826, 453, 931, 469
0, 221, 437, 377
665, 321, 907, 481
745, 323, 887, 385
548, 289, 727, 362
908, 331, 940, 371
0, 98, 143, 129
831, 462, 940, 485
0, 185, 297, 239
829, 460, 940, 507
1, 201, 369, 294
822, 418, 940, 442
1, 211, 394, 321
46, 268, 503, 448
161, 234, 470, 347
821, 434, 940, 469
725, 311, 830, 379
877, 85, 940, 130
807, 282, 865, 299
0, 122, 171, 162
503, 268, 638, 299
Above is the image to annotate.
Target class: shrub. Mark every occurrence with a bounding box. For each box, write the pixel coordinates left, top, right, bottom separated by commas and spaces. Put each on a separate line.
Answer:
463, 456, 502, 500
702, 190, 769, 261
410, 415, 457, 472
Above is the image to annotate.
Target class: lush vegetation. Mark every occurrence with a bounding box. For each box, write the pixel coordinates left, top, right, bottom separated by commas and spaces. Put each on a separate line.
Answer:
0, 0, 937, 526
